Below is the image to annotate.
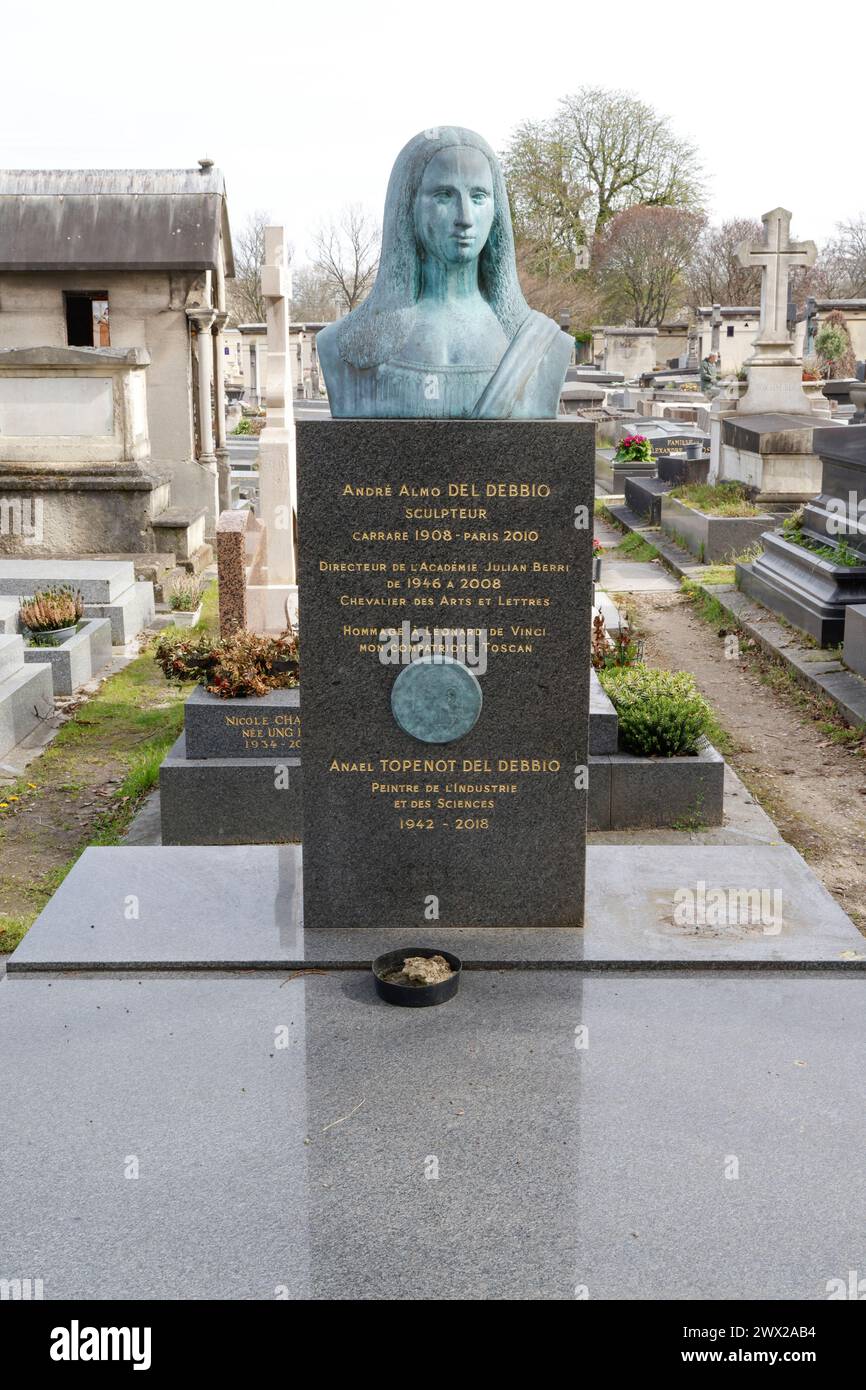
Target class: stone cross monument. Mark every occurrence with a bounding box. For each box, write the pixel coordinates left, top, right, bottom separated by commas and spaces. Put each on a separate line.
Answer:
710, 303, 723, 358
257, 226, 297, 592
735, 207, 816, 413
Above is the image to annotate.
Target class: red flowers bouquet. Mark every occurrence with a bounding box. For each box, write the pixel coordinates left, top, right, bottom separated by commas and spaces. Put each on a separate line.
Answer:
614, 433, 653, 463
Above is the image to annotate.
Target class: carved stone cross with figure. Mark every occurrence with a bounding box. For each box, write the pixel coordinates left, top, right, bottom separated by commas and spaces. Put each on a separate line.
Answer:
737, 208, 816, 353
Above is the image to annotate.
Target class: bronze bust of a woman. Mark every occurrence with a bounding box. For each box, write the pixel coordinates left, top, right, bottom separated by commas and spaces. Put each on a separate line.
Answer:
317, 126, 573, 420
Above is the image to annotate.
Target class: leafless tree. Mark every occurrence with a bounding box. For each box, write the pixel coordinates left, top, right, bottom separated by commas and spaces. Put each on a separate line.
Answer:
290, 266, 338, 323
504, 88, 704, 261
685, 218, 763, 309
312, 205, 380, 313
514, 239, 601, 325
503, 120, 593, 282
558, 88, 703, 235
227, 210, 285, 324
811, 217, 866, 299
597, 205, 706, 326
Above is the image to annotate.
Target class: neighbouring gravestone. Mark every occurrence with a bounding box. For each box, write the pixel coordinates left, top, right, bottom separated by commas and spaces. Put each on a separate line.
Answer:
159, 686, 301, 845
712, 207, 845, 501
297, 418, 594, 929
737, 423, 866, 643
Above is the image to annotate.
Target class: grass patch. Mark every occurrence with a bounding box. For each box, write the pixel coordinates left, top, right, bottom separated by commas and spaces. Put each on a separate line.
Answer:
730, 542, 764, 566
699, 565, 736, 586
612, 531, 659, 562
0, 914, 30, 954
595, 501, 624, 532
681, 577, 729, 626
0, 579, 218, 950
669, 482, 759, 517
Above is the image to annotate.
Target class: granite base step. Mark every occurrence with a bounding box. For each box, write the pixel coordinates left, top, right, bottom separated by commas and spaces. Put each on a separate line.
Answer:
0, 661, 54, 758
84, 581, 155, 643
160, 734, 301, 845
589, 742, 724, 831
7, 842, 863, 970
0, 560, 155, 643
22, 617, 112, 695
623, 475, 671, 525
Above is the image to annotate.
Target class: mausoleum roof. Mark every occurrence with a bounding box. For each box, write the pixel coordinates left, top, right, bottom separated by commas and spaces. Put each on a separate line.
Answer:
0, 167, 234, 276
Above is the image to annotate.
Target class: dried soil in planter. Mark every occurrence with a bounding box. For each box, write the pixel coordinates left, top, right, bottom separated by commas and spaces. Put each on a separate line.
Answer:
382, 954, 454, 986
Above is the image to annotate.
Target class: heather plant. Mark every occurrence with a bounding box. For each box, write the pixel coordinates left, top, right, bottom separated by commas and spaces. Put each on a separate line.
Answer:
168, 575, 202, 612
19, 586, 84, 633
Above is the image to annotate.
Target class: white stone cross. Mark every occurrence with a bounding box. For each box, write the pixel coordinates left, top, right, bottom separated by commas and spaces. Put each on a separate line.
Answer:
261, 226, 291, 429
737, 208, 816, 351
257, 225, 296, 587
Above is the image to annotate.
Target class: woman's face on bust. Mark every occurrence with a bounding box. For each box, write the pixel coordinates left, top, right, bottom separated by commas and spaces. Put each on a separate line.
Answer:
415, 146, 495, 267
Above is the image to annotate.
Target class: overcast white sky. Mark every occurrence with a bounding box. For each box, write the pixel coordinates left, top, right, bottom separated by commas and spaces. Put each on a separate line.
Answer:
2, 0, 862, 262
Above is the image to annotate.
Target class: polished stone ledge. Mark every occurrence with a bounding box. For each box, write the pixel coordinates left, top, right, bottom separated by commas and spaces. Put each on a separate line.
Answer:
7, 842, 863, 973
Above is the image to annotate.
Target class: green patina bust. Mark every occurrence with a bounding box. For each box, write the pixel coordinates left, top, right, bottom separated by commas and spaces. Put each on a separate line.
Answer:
317, 126, 573, 420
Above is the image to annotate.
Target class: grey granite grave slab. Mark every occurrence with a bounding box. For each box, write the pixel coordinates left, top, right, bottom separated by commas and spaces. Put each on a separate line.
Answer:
844, 604, 866, 678
596, 559, 677, 592
657, 455, 711, 487
623, 475, 671, 524
591, 742, 724, 830
723, 413, 841, 456
589, 670, 617, 754
661, 495, 775, 564
183, 685, 301, 760
0, 970, 865, 1299
737, 538, 866, 646
7, 842, 863, 971
22, 617, 112, 694
0, 597, 18, 633
596, 453, 658, 493
0, 661, 53, 757
0, 632, 24, 682
84, 581, 154, 644
587, 754, 611, 831
160, 734, 302, 844
297, 418, 594, 931
0, 558, 135, 604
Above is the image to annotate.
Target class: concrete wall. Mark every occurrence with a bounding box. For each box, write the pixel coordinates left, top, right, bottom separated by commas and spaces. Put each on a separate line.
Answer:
698, 319, 757, 375
0, 269, 216, 517
657, 325, 689, 364
594, 328, 658, 378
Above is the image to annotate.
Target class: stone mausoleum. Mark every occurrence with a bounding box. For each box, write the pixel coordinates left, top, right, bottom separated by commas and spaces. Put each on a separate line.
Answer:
0, 165, 235, 561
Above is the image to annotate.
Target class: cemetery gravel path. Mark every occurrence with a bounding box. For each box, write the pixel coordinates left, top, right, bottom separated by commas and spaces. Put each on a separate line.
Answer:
627, 589, 866, 934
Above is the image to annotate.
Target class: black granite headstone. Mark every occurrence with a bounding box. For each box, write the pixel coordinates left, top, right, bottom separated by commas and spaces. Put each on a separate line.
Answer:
737, 424, 866, 643
297, 419, 594, 930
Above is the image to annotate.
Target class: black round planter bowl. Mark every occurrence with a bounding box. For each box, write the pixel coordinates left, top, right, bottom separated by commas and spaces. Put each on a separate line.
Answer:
372, 946, 462, 1008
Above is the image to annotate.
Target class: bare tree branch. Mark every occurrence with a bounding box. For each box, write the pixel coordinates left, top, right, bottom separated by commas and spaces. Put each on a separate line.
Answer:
596, 206, 705, 326
311, 205, 380, 313
226, 210, 287, 324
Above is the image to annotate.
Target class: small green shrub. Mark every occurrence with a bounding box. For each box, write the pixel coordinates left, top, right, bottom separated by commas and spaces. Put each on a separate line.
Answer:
815, 324, 848, 364
599, 666, 713, 756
